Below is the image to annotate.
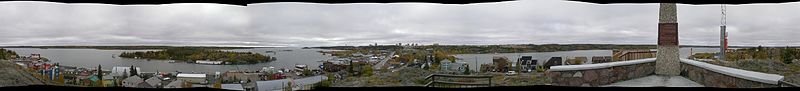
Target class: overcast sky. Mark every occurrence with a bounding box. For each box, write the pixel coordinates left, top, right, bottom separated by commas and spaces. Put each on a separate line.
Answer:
1, 0, 800, 47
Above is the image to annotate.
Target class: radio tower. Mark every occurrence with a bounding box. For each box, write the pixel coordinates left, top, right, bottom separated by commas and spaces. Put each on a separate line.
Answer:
719, 3, 728, 61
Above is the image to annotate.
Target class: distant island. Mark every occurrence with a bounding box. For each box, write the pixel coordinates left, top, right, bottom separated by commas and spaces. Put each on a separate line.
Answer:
0, 48, 18, 60
118, 48, 275, 65
0, 46, 268, 50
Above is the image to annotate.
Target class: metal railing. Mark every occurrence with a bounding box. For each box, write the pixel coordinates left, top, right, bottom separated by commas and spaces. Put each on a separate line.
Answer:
424, 74, 492, 88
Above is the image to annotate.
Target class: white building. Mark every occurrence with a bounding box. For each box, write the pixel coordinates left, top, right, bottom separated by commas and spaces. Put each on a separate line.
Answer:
177, 73, 207, 84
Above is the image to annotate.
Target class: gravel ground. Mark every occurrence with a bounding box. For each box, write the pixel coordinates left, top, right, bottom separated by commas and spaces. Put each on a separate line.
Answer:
0, 60, 54, 87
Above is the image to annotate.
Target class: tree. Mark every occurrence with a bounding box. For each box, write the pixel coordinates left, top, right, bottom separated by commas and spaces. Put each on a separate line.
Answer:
783, 48, 796, 64
98, 65, 103, 87
129, 65, 137, 76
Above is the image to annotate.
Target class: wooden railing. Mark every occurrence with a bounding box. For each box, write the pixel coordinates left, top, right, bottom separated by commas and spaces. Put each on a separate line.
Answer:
424, 74, 492, 88
779, 80, 800, 87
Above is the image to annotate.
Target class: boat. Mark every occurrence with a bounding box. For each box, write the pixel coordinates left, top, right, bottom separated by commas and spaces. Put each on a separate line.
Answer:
280, 50, 293, 51
196, 60, 223, 65
301, 47, 312, 49
295, 64, 308, 70
167, 60, 176, 63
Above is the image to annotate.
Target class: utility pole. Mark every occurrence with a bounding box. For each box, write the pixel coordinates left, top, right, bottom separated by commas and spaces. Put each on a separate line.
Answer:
719, 3, 727, 61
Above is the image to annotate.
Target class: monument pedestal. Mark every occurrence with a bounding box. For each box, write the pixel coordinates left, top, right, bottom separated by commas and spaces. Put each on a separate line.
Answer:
655, 3, 680, 76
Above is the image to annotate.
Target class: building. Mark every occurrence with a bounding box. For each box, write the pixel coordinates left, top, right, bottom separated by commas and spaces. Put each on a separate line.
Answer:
222, 72, 261, 83
543, 57, 563, 69
612, 49, 657, 61
164, 80, 186, 88
492, 56, 510, 72
516, 56, 537, 72
136, 82, 154, 88
101, 75, 116, 87
122, 75, 144, 87
111, 67, 141, 77
221, 84, 245, 91
440, 60, 468, 73
145, 76, 163, 88
177, 73, 207, 84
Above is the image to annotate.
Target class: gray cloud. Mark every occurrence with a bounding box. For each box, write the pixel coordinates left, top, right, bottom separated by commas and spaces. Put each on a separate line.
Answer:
1, 1, 800, 47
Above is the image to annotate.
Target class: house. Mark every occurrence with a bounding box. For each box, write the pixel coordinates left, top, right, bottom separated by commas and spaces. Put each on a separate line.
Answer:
177, 73, 207, 84
163, 80, 186, 88
221, 84, 245, 91
101, 75, 116, 87
492, 56, 510, 72
440, 60, 469, 73
543, 57, 563, 69
111, 67, 141, 77
145, 76, 163, 88
222, 72, 261, 83
516, 56, 537, 72
122, 75, 144, 87
137, 82, 154, 88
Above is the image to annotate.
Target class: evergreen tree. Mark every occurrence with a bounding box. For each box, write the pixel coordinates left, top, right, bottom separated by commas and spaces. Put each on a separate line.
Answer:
98, 64, 104, 87
783, 48, 795, 64
129, 65, 138, 76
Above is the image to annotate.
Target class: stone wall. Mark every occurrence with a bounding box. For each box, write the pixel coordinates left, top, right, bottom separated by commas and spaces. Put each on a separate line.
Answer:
546, 62, 655, 86
680, 62, 779, 88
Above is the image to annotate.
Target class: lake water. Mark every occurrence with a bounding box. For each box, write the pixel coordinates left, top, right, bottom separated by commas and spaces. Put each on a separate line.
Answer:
6, 47, 335, 73
5, 47, 720, 73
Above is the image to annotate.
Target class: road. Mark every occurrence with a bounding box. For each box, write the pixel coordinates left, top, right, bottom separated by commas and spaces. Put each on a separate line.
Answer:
373, 52, 395, 70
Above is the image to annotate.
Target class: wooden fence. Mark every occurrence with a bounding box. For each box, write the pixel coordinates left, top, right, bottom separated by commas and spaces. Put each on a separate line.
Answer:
424, 74, 492, 88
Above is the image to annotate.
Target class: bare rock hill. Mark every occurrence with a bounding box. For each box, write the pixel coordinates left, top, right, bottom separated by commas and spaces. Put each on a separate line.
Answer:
0, 60, 57, 87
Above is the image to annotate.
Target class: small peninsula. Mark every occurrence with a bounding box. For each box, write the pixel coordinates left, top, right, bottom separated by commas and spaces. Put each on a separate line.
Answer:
118, 48, 275, 64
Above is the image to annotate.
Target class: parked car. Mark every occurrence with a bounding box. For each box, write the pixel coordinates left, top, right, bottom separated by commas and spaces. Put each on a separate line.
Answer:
505, 71, 517, 76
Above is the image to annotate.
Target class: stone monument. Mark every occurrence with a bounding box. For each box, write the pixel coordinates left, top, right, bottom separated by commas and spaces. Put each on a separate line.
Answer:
656, 3, 680, 75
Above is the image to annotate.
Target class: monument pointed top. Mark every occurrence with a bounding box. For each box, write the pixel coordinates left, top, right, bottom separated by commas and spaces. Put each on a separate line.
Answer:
659, 3, 677, 23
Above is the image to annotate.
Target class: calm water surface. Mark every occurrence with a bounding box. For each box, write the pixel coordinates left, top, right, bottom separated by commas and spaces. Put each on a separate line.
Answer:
7, 47, 335, 73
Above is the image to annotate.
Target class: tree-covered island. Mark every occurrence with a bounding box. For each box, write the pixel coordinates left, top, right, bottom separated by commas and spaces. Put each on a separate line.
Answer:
118, 48, 275, 64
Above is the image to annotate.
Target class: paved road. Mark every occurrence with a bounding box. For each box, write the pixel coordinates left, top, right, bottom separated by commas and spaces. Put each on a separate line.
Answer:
373, 52, 395, 69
